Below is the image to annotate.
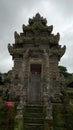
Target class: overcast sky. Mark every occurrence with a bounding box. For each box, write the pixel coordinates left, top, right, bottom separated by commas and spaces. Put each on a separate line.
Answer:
0, 0, 73, 73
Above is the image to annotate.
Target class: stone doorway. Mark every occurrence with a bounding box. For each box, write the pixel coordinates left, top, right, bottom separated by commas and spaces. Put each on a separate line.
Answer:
28, 64, 42, 104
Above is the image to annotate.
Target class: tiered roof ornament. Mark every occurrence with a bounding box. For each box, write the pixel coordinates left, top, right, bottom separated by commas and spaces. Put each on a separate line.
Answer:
23, 13, 53, 33
14, 13, 60, 45
8, 13, 66, 59
28, 13, 47, 26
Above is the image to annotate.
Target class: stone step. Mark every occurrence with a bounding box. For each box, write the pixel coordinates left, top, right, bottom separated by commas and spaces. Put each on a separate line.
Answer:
23, 112, 44, 118
24, 117, 44, 124
23, 105, 45, 130
24, 123, 44, 130
24, 105, 45, 113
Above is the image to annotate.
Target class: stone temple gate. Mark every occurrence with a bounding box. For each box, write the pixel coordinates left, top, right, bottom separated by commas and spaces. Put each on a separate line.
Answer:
8, 13, 66, 130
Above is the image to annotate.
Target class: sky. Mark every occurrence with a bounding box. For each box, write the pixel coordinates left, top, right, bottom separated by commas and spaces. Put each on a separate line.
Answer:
0, 0, 73, 73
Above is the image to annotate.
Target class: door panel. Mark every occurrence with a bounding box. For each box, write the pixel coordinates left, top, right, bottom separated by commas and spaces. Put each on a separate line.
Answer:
28, 64, 41, 104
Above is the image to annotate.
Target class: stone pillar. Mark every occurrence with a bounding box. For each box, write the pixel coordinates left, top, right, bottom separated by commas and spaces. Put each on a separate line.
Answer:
44, 119, 53, 130
15, 116, 23, 130
23, 49, 30, 104
43, 49, 53, 120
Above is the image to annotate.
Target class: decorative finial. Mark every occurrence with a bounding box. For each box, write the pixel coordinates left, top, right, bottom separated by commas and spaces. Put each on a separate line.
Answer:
28, 13, 47, 26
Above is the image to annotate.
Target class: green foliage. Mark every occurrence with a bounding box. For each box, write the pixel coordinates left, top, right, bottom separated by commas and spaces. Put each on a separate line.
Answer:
59, 66, 67, 72
66, 105, 73, 130
0, 101, 16, 130
3, 73, 11, 83
53, 104, 73, 130
59, 66, 73, 80
0, 73, 4, 85
0, 103, 7, 130
53, 105, 65, 129
68, 92, 73, 99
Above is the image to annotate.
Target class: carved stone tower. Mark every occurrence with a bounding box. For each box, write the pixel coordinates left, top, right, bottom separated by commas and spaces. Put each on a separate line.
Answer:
8, 13, 66, 130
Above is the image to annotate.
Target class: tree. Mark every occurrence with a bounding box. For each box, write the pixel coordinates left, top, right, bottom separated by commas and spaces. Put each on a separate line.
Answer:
59, 66, 73, 80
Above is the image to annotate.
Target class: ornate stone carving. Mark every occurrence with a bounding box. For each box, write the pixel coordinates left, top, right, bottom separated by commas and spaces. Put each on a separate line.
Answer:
14, 31, 20, 44
7, 13, 66, 125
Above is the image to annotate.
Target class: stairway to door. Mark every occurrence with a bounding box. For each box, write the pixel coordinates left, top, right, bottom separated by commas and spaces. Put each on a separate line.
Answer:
23, 105, 45, 130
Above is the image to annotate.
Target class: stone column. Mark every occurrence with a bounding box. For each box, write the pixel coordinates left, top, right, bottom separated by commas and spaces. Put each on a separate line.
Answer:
43, 49, 53, 120
23, 49, 29, 104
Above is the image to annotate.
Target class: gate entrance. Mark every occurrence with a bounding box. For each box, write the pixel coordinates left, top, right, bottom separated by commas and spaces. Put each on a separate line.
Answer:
28, 64, 42, 104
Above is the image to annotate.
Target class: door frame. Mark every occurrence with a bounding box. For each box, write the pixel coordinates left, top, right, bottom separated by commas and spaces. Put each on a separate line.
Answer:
27, 60, 43, 105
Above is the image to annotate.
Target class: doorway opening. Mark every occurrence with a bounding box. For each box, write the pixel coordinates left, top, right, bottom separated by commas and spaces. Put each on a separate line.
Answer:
28, 64, 42, 104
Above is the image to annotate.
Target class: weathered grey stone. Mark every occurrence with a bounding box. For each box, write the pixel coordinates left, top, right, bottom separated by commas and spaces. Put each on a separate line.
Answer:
0, 13, 69, 129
